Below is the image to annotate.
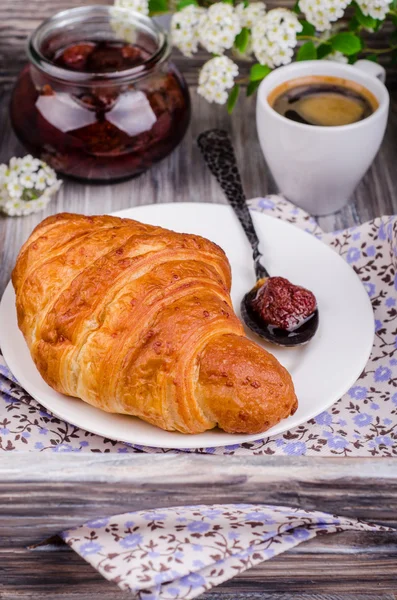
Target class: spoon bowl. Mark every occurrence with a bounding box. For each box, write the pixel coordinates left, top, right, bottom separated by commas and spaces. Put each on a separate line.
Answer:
241, 287, 319, 347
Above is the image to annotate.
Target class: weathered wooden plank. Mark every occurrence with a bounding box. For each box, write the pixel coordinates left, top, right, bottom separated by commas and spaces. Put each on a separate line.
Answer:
2, 483, 397, 543
2, 454, 397, 483
2, 547, 397, 597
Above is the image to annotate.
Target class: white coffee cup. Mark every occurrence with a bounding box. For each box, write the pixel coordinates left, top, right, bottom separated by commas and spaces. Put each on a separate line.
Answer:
256, 60, 389, 216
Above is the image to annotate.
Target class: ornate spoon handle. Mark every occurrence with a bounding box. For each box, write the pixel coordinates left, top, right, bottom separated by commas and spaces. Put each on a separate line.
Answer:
197, 129, 269, 280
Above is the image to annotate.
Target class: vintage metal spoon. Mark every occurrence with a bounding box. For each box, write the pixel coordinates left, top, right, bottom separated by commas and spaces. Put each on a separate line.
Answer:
197, 129, 319, 347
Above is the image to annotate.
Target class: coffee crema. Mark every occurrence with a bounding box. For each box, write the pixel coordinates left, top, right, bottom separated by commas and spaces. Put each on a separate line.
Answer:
268, 75, 379, 127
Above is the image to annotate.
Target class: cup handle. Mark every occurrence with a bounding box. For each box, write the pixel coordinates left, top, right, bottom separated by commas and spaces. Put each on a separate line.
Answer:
353, 59, 386, 84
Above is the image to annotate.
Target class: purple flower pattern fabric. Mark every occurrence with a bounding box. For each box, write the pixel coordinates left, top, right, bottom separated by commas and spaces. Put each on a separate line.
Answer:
1, 196, 396, 455
60, 504, 391, 599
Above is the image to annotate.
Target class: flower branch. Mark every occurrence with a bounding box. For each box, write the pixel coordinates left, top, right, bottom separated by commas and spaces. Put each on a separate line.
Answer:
116, 0, 395, 111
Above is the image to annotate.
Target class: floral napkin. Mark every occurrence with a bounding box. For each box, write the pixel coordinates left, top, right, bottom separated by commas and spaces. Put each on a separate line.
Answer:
1, 195, 396, 455
56, 503, 391, 599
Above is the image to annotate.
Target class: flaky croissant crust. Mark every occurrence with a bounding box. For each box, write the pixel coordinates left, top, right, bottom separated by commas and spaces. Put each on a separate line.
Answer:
12, 212, 297, 434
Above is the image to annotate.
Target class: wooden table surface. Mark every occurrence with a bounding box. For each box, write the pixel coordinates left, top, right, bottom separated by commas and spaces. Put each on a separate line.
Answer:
1, 1, 397, 599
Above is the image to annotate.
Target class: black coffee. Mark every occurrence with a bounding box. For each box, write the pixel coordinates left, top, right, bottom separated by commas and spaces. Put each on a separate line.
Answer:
269, 75, 378, 127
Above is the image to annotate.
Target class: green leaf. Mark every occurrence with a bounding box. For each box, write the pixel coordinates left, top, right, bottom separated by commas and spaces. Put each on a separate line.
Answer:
297, 19, 315, 37
391, 14, 397, 27
235, 27, 250, 53
348, 16, 360, 31
246, 79, 262, 97
250, 63, 272, 81
297, 41, 317, 61
148, 0, 168, 13
366, 53, 379, 62
330, 32, 362, 55
227, 85, 240, 114
176, 0, 198, 10
355, 3, 378, 29
372, 19, 383, 31
317, 42, 332, 59
222, 0, 234, 4
348, 53, 359, 64
293, 0, 301, 14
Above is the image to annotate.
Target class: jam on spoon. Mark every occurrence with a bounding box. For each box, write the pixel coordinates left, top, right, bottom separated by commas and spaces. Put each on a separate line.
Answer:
197, 129, 319, 347
242, 276, 318, 347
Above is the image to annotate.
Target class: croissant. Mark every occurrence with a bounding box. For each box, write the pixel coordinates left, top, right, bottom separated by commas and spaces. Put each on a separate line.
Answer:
12, 212, 297, 435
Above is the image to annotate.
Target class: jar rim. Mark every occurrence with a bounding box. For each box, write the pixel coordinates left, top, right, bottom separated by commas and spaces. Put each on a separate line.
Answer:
27, 5, 170, 84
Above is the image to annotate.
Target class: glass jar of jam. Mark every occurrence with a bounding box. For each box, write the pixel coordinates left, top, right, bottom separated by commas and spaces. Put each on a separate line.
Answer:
10, 6, 191, 182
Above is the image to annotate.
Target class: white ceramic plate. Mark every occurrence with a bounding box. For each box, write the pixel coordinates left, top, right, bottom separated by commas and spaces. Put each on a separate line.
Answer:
0, 203, 374, 449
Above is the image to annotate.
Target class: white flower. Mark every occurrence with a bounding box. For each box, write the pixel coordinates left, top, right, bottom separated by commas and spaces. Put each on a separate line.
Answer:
9, 157, 20, 172
198, 3, 242, 55
0, 155, 61, 217
110, 0, 149, 42
198, 56, 239, 104
35, 169, 49, 191
113, 0, 149, 16
252, 9, 302, 68
43, 166, 58, 187
356, 0, 392, 20
0, 195, 53, 217
19, 172, 36, 189
19, 155, 41, 173
271, 46, 294, 65
111, 20, 138, 44
171, 5, 206, 57
326, 50, 348, 63
235, 2, 267, 29
300, 0, 350, 31
6, 180, 23, 199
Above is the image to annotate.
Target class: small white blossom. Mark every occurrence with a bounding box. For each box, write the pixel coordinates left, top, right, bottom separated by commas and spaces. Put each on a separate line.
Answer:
252, 9, 302, 68
110, 0, 149, 43
356, 0, 392, 20
113, 0, 149, 15
0, 196, 49, 217
326, 50, 348, 63
198, 56, 239, 104
19, 172, 37, 189
43, 168, 57, 187
235, 2, 267, 28
35, 169, 49, 191
111, 21, 138, 44
9, 157, 19, 169
0, 156, 61, 217
7, 180, 23, 199
198, 3, 242, 55
19, 155, 41, 173
171, 5, 206, 57
300, 0, 350, 31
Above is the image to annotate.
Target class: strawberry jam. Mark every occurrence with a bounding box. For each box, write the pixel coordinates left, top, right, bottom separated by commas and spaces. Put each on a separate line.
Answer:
10, 7, 190, 182
252, 276, 317, 331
